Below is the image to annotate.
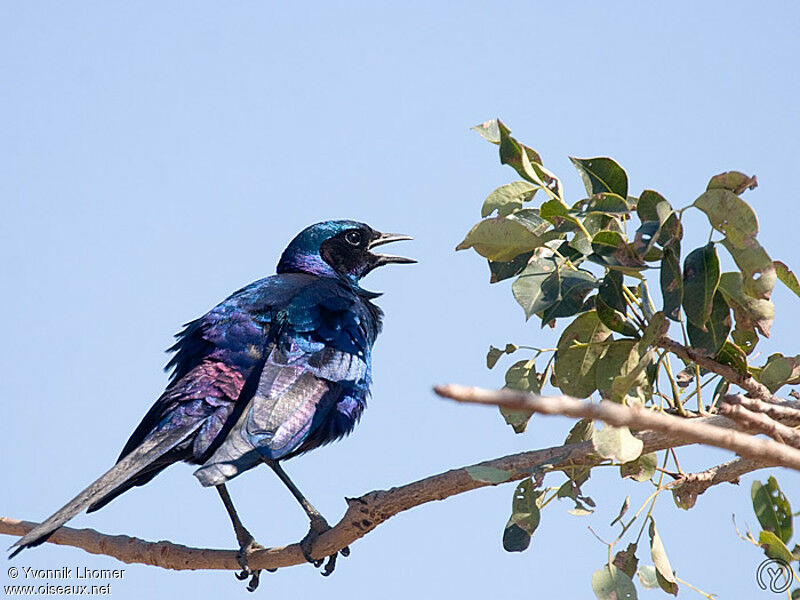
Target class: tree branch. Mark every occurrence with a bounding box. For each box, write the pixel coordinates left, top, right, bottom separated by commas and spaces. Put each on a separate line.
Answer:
723, 394, 800, 426
671, 457, 766, 509
717, 402, 800, 448
4, 386, 799, 571
433, 384, 800, 470
657, 337, 777, 403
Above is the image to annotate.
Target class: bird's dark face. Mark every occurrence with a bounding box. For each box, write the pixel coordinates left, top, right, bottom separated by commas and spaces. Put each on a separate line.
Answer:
277, 220, 415, 282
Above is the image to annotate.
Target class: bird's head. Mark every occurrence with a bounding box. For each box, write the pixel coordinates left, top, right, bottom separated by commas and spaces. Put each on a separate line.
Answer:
277, 220, 415, 283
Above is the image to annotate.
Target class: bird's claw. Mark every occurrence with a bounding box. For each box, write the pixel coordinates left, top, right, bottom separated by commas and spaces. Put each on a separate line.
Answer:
236, 538, 265, 592
299, 517, 349, 576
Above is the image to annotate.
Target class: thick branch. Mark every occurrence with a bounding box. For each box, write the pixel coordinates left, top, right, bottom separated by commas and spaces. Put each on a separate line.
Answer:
4, 388, 799, 571
657, 337, 777, 402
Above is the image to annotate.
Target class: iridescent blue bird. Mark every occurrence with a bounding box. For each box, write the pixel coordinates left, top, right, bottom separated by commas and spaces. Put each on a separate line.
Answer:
10, 220, 414, 589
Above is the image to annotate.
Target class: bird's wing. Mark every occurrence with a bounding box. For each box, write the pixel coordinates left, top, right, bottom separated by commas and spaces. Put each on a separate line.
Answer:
116, 276, 308, 462
193, 283, 376, 486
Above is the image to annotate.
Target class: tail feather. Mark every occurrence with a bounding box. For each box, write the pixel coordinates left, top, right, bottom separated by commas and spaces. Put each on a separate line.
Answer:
9, 424, 200, 558
85, 452, 177, 513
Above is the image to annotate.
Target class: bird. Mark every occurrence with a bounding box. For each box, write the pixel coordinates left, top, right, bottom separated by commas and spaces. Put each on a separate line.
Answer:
9, 220, 414, 591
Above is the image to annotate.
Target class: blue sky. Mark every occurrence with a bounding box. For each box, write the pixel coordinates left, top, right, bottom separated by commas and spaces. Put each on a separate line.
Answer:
2, 2, 799, 598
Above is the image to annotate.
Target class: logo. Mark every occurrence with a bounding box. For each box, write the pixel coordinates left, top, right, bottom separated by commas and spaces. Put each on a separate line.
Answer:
756, 558, 793, 594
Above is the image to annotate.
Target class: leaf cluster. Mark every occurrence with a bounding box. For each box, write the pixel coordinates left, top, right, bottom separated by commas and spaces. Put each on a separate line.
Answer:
461, 119, 800, 599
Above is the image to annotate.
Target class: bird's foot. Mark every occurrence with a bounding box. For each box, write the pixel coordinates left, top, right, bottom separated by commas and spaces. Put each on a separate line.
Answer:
235, 538, 271, 592
299, 516, 350, 577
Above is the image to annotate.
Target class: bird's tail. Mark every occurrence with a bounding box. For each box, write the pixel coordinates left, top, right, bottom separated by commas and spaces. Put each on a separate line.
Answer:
8, 424, 199, 558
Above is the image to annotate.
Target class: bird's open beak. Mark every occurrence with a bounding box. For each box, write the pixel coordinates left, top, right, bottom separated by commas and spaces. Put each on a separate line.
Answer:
369, 232, 416, 265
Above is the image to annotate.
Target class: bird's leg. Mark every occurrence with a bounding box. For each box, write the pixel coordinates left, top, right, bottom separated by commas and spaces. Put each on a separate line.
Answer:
216, 484, 272, 591
267, 460, 350, 576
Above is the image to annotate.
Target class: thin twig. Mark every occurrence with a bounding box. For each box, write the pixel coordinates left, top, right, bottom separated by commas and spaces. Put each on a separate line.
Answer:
658, 337, 777, 403
670, 457, 764, 509
717, 403, 800, 448
723, 394, 800, 426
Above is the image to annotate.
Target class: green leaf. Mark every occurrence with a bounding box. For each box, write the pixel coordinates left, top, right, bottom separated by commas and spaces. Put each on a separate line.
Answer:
686, 291, 732, 356
564, 418, 595, 445
499, 406, 532, 434
637, 191, 683, 248
489, 251, 532, 283
604, 316, 665, 403
648, 519, 678, 595
591, 230, 645, 270
637, 566, 659, 589
774, 260, 800, 299
555, 311, 611, 397
598, 270, 630, 311
758, 530, 795, 563
591, 564, 637, 600
596, 272, 638, 336
508, 208, 550, 235
638, 282, 657, 322
498, 120, 542, 176
569, 228, 593, 255
505, 359, 540, 392
457, 216, 547, 262
593, 425, 643, 463
620, 452, 657, 482
570, 157, 629, 199
721, 237, 776, 300
715, 341, 748, 375
639, 311, 670, 349
757, 354, 800, 393
489, 120, 561, 193
682, 243, 720, 327
481, 181, 538, 217
466, 465, 512, 484
540, 268, 598, 323
499, 359, 539, 433
501, 520, 531, 553
596, 296, 638, 337
512, 254, 561, 319
660, 244, 682, 321
610, 497, 631, 528
612, 543, 638, 579
636, 189, 668, 222
632, 221, 660, 260
472, 119, 501, 143
733, 328, 759, 355
694, 188, 759, 249
586, 193, 629, 216
596, 340, 638, 397
540, 197, 578, 230
707, 170, 757, 194
501, 359, 539, 433
503, 478, 542, 552
718, 272, 774, 337
527, 161, 564, 199
752, 477, 793, 543
486, 346, 504, 369
711, 378, 730, 409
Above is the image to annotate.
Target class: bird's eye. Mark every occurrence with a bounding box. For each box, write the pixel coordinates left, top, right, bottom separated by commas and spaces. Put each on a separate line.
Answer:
345, 230, 363, 246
